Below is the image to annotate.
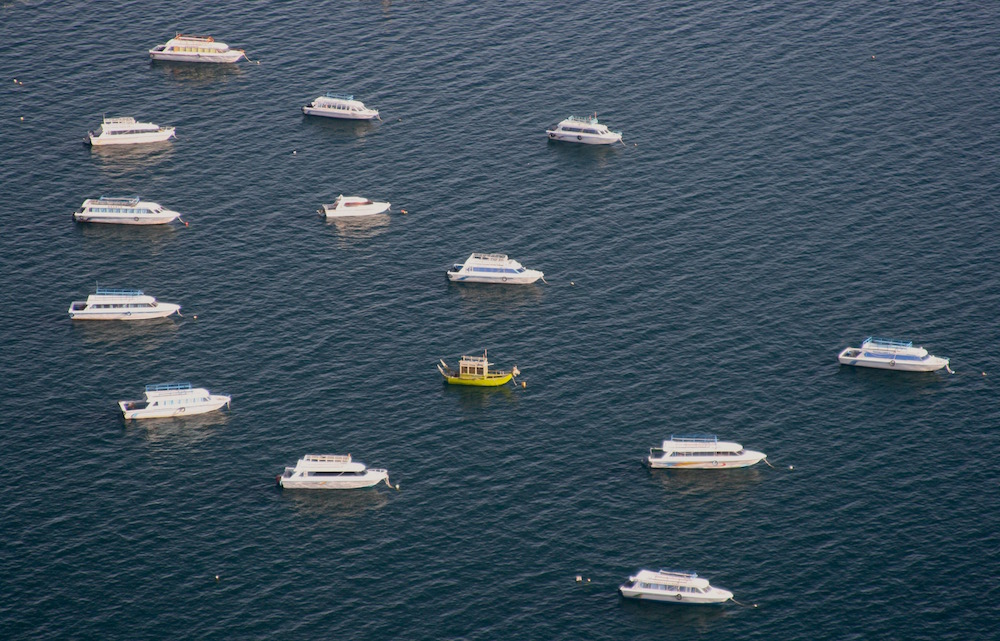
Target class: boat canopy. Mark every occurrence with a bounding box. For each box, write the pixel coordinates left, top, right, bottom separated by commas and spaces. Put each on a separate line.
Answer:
146, 382, 193, 392
96, 196, 141, 206
323, 93, 355, 101
862, 337, 913, 349
96, 287, 144, 297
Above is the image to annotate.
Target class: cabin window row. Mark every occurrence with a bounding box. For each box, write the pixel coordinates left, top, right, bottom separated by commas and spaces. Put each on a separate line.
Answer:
153, 398, 209, 406
470, 267, 523, 274
461, 367, 486, 375
169, 47, 217, 53
88, 208, 152, 214
638, 582, 709, 594
560, 127, 601, 134
90, 303, 155, 309
667, 450, 746, 457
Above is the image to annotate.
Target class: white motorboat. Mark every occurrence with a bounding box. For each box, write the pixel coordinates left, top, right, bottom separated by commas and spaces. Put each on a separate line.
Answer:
86, 116, 175, 146
73, 196, 180, 225
647, 435, 767, 469
446, 253, 544, 285
68, 287, 180, 321
619, 569, 733, 605
545, 114, 622, 145
838, 337, 950, 372
149, 34, 248, 63
302, 93, 380, 120
278, 454, 391, 490
119, 383, 231, 419
320, 195, 390, 218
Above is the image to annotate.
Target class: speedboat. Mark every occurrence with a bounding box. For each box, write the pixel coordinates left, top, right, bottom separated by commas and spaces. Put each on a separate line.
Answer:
647, 435, 767, 469
86, 116, 175, 146
545, 114, 622, 145
73, 196, 180, 225
68, 287, 180, 321
119, 382, 231, 419
302, 93, 380, 120
320, 195, 390, 218
278, 454, 391, 489
149, 34, 248, 63
446, 253, 544, 284
838, 337, 950, 372
620, 569, 733, 604
437, 350, 519, 387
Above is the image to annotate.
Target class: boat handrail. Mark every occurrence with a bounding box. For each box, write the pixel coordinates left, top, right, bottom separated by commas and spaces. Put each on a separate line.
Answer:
862, 337, 913, 349
566, 114, 599, 124
145, 382, 193, 392
303, 454, 352, 463
96, 196, 141, 206
174, 34, 215, 42
102, 116, 138, 124
655, 569, 699, 578
96, 287, 144, 297
469, 253, 510, 264
668, 434, 718, 443
323, 92, 356, 101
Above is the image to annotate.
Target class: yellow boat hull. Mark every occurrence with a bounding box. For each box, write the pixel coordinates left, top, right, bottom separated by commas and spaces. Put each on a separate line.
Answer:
443, 373, 513, 387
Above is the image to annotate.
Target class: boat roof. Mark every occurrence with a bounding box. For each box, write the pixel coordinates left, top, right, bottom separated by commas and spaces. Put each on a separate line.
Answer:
102, 116, 137, 125
145, 382, 192, 392
90, 196, 141, 206
662, 434, 742, 451
862, 337, 913, 349
563, 114, 600, 124
466, 253, 510, 264
634, 569, 711, 588
95, 287, 144, 297
295, 454, 367, 472
324, 92, 355, 101
170, 34, 216, 43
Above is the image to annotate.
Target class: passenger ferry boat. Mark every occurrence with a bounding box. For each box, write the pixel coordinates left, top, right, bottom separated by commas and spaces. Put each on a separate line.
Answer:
119, 383, 231, 420
545, 114, 622, 145
278, 454, 391, 490
87, 116, 175, 146
302, 93, 380, 120
838, 337, 950, 372
149, 34, 248, 63
620, 569, 733, 605
320, 195, 390, 218
647, 435, 767, 469
68, 287, 180, 321
437, 350, 519, 387
73, 196, 180, 225
447, 253, 544, 285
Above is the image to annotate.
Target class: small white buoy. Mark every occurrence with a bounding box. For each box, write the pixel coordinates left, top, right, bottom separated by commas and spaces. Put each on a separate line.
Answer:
570, 281, 575, 286
12, 78, 17, 83
789, 465, 794, 470
521, 381, 526, 388
586, 578, 591, 583
292, 150, 297, 155
982, 372, 987, 376
395, 484, 400, 490
575, 575, 582, 582
20, 116, 24, 121
215, 575, 220, 581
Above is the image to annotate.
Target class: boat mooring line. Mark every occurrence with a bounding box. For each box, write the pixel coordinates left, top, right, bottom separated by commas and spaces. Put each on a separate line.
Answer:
729, 597, 759, 608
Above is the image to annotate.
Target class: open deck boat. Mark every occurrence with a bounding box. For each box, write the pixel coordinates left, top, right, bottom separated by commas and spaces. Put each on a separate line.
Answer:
87, 116, 175, 146
446, 253, 543, 284
278, 454, 391, 489
545, 114, 622, 145
647, 435, 767, 469
838, 337, 950, 372
320, 195, 390, 218
149, 34, 248, 63
620, 569, 733, 605
437, 350, 519, 387
302, 93, 380, 120
68, 287, 180, 321
119, 383, 231, 419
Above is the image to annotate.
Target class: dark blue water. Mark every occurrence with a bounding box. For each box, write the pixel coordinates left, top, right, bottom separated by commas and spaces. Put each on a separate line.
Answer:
2, 1, 999, 639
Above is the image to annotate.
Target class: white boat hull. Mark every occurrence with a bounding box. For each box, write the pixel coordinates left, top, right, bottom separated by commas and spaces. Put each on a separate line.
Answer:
280, 470, 388, 490
149, 50, 244, 64
119, 395, 231, 419
647, 449, 766, 469
88, 129, 176, 146
619, 585, 732, 604
546, 130, 621, 145
69, 303, 180, 321
838, 348, 948, 372
302, 105, 379, 120
322, 202, 390, 218
447, 271, 543, 285
74, 209, 180, 225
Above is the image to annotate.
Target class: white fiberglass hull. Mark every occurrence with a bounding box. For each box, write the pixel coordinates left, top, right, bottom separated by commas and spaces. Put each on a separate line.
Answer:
149, 50, 244, 64
279, 470, 388, 490
322, 202, 390, 218
838, 349, 948, 372
88, 129, 176, 146
647, 450, 766, 469
302, 105, 379, 120
619, 585, 732, 604
68, 303, 180, 321
546, 130, 621, 145
119, 395, 231, 420
447, 271, 543, 285
74, 210, 180, 225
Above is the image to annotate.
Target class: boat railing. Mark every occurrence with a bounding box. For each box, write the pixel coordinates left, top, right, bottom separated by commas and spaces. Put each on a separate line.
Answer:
102, 116, 137, 125
862, 337, 913, 349
656, 569, 699, 579
668, 434, 718, 443
96, 287, 144, 296
97, 196, 141, 206
323, 93, 355, 101
304, 454, 352, 463
566, 114, 599, 124
145, 382, 193, 392
469, 253, 509, 264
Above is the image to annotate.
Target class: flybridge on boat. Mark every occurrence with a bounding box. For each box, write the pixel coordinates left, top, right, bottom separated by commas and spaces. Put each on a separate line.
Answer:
149, 34, 249, 63
74, 196, 181, 225
119, 383, 231, 420
320, 195, 390, 218
68, 287, 180, 321
447, 253, 544, 285
302, 93, 380, 120
647, 435, 767, 469
619, 569, 733, 605
437, 350, 520, 387
278, 454, 393, 490
838, 337, 951, 372
87, 116, 175, 146
545, 114, 622, 145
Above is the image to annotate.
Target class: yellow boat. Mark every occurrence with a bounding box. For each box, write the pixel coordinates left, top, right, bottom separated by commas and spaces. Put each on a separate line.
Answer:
437, 350, 519, 387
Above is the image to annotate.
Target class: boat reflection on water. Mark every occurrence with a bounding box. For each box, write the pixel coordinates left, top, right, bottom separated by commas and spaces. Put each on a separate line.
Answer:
443, 380, 517, 412
131, 412, 229, 445
647, 464, 764, 500
281, 486, 390, 520
547, 139, 619, 169
88, 142, 174, 178
72, 316, 179, 355
327, 212, 390, 243
150, 59, 243, 84
302, 114, 377, 140
75, 221, 179, 249
447, 280, 543, 313
620, 594, 731, 627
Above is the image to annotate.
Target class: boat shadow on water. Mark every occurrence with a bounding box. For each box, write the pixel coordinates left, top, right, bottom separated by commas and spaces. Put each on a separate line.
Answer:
72, 317, 179, 352
620, 595, 733, 627
446, 281, 543, 312
325, 213, 391, 243
836, 364, 950, 393
646, 466, 765, 499
149, 60, 243, 84
130, 412, 230, 444
301, 114, 378, 139
442, 381, 518, 411
546, 139, 621, 167
86, 142, 175, 177
280, 487, 390, 520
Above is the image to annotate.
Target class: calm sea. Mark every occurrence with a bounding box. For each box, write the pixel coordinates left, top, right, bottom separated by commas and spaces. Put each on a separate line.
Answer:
2, 1, 999, 639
